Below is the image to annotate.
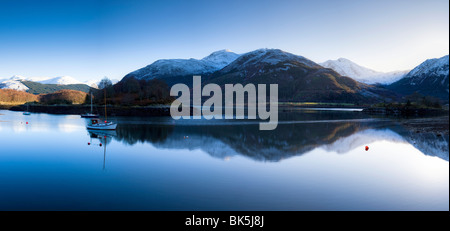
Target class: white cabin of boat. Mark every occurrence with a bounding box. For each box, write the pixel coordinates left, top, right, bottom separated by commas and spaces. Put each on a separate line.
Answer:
87, 118, 117, 130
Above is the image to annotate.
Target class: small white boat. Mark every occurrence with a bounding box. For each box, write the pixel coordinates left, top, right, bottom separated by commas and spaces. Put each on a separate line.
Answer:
81, 113, 99, 118
87, 118, 117, 130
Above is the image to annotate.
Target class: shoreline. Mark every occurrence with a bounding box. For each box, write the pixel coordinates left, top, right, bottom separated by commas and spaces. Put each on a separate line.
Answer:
400, 115, 449, 135
362, 107, 448, 117
6, 104, 173, 117
2, 103, 448, 135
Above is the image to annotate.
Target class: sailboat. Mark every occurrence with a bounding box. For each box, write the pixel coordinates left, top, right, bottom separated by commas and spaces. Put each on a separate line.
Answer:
86, 88, 117, 130
23, 103, 31, 115
81, 91, 99, 118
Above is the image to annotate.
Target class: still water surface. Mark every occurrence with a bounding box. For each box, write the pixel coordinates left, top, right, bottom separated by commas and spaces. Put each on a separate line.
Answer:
0, 109, 448, 211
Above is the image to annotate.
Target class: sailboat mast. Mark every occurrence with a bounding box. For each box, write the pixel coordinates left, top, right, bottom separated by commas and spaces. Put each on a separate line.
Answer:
90, 91, 93, 114
103, 139, 106, 170
104, 88, 107, 122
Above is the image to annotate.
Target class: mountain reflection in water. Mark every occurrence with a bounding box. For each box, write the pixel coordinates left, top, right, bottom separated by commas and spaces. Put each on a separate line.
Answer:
100, 119, 449, 162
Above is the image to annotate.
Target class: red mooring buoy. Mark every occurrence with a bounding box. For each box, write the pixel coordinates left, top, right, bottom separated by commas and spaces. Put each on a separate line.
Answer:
88, 142, 91, 145
365, 146, 369, 151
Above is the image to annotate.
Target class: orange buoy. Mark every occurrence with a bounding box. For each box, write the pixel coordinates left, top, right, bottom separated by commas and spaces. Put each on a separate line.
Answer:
365, 146, 369, 151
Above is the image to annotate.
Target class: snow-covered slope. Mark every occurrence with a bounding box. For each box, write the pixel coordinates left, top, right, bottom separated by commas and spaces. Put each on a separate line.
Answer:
320, 58, 379, 79
0, 78, 29, 91
387, 55, 449, 99
404, 55, 449, 80
373, 70, 410, 84
0, 75, 29, 91
1, 75, 83, 86
320, 58, 409, 84
38, 76, 83, 85
124, 49, 240, 80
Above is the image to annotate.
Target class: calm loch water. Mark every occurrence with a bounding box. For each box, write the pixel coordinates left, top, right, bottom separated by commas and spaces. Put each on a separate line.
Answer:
0, 109, 448, 211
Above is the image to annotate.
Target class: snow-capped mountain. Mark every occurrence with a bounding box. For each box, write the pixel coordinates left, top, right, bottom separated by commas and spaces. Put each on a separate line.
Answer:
220, 48, 319, 72
124, 49, 240, 81
0, 74, 122, 92
205, 48, 397, 103
387, 55, 449, 100
1, 75, 83, 86
38, 76, 83, 85
0, 75, 102, 92
211, 48, 325, 79
320, 58, 409, 84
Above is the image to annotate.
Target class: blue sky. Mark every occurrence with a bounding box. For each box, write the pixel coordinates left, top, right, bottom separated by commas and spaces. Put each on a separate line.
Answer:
0, 0, 448, 81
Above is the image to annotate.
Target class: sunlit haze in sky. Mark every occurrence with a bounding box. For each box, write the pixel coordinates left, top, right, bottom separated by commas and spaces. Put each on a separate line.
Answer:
0, 0, 448, 81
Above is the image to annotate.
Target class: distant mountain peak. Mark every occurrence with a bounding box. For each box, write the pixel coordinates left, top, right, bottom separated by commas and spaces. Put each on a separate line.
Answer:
320, 58, 409, 84
39, 76, 83, 85
201, 49, 240, 69
336, 57, 352, 62
206, 49, 234, 55
10, 75, 26, 80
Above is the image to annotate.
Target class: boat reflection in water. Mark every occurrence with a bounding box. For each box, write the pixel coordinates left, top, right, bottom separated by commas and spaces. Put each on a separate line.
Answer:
87, 130, 117, 170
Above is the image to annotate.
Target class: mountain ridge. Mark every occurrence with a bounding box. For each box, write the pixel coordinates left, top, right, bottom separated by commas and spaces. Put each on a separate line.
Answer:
3, 49, 447, 104
124, 49, 240, 81
202, 49, 395, 103
0, 75, 119, 93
